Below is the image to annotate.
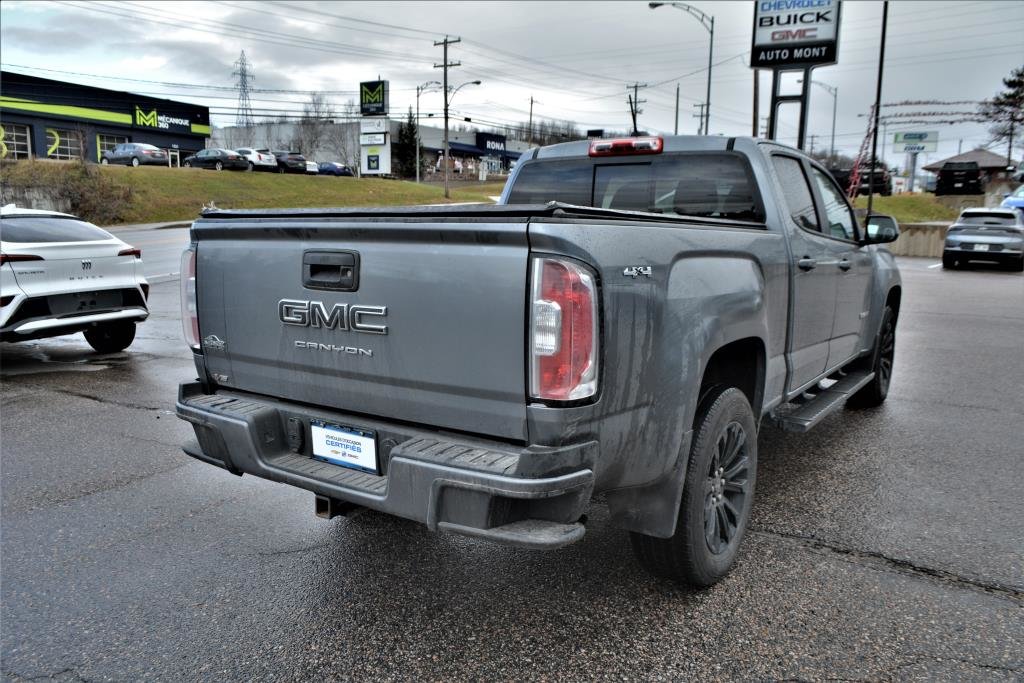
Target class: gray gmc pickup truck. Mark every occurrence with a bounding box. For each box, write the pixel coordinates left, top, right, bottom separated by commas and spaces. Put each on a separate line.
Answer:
176, 135, 901, 586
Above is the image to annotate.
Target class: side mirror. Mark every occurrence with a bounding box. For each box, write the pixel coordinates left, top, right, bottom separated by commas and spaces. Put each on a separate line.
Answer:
864, 214, 900, 244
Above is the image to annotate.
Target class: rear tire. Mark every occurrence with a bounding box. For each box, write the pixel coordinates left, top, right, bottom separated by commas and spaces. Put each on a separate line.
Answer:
247, 161, 254, 171
942, 253, 956, 269
630, 386, 758, 587
848, 305, 896, 409
84, 321, 136, 353
100, 158, 109, 165
214, 161, 223, 171
131, 157, 140, 167
184, 161, 192, 168
1012, 256, 1024, 273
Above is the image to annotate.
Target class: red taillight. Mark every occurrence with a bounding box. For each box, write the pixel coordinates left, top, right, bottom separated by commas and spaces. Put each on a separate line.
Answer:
143, 150, 153, 155
589, 136, 663, 157
118, 247, 142, 259
228, 155, 237, 160
530, 256, 599, 401
180, 247, 200, 351
0, 253, 43, 265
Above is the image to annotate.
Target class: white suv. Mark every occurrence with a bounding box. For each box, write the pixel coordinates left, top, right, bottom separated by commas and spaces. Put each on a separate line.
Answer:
233, 148, 278, 172
0, 206, 149, 352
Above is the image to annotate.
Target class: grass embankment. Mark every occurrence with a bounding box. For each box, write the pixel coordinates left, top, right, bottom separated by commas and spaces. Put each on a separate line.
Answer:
853, 194, 959, 224
1, 160, 506, 225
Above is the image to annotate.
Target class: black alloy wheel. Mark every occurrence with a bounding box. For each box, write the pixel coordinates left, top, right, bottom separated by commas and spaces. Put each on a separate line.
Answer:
848, 305, 896, 408
630, 386, 758, 587
703, 421, 751, 555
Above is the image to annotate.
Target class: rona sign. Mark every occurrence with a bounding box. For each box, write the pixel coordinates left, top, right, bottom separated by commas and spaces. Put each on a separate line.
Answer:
751, 0, 841, 68
359, 80, 389, 116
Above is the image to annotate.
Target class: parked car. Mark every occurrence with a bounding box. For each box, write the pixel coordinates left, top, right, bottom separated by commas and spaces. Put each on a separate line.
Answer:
176, 135, 902, 587
943, 207, 1024, 271
318, 162, 354, 177
1, 205, 148, 352
305, 160, 319, 175
935, 161, 983, 196
100, 143, 167, 167
1000, 184, 1024, 215
182, 149, 248, 171
234, 148, 278, 172
258, 149, 306, 174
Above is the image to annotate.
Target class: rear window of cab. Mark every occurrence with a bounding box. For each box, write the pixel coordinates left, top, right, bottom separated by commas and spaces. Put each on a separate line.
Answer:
507, 152, 765, 223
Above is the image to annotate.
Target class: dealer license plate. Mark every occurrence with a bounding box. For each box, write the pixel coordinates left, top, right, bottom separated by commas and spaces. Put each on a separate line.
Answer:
310, 420, 378, 474
975, 243, 989, 251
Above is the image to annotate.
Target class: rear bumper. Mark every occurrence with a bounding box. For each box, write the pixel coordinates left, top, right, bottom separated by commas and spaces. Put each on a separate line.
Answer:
176, 382, 597, 549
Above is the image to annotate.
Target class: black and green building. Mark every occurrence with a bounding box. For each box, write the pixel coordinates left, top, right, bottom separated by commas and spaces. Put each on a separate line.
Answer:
0, 71, 210, 163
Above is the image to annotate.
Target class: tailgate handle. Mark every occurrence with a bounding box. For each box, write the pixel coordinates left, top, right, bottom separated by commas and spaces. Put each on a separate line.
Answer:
303, 250, 359, 291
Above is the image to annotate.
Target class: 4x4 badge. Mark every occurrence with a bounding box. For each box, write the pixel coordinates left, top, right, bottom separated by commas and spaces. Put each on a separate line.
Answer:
203, 334, 227, 350
623, 265, 652, 278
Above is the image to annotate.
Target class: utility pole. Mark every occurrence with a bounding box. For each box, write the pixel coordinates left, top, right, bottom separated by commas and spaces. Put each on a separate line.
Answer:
674, 84, 680, 135
760, 116, 769, 138
692, 103, 706, 135
809, 134, 817, 157
958, 139, 963, 154
434, 35, 461, 199
528, 96, 534, 145
866, 1, 888, 219
1007, 120, 1015, 168
627, 83, 647, 134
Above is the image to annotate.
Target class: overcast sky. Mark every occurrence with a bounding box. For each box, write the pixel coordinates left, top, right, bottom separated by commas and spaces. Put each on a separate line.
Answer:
2, 1, 1022, 166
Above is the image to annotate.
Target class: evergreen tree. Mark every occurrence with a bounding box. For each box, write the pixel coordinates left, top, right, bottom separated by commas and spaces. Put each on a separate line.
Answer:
393, 107, 418, 177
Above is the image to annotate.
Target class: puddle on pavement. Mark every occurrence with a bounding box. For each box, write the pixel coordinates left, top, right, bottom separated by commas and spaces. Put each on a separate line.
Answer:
0, 341, 134, 376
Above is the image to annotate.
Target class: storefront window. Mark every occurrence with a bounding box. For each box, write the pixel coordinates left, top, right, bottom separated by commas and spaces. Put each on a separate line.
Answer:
96, 134, 128, 161
0, 123, 32, 160
45, 128, 83, 160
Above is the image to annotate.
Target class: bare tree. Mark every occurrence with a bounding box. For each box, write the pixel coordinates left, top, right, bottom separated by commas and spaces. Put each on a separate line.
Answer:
292, 92, 335, 158
325, 99, 361, 174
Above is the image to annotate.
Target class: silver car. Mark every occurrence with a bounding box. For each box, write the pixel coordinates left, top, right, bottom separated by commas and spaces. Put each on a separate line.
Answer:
943, 208, 1024, 271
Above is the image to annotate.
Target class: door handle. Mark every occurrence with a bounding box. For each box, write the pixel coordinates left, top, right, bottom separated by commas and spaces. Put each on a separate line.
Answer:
797, 257, 817, 271
838, 258, 852, 271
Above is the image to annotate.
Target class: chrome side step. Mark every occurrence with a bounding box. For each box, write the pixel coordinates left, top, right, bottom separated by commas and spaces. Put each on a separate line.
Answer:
768, 370, 875, 433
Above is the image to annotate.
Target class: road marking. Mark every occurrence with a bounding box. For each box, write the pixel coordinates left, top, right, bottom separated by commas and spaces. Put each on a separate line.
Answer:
927, 263, 943, 269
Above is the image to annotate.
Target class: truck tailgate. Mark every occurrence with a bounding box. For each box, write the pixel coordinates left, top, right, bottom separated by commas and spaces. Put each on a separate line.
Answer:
194, 216, 530, 441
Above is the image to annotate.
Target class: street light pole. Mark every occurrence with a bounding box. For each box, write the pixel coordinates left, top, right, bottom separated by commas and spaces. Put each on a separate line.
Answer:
443, 79, 481, 191
649, 2, 715, 135
415, 81, 441, 183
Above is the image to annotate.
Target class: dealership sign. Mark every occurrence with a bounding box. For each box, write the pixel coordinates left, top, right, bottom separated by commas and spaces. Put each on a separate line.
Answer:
360, 81, 389, 116
751, 0, 841, 68
894, 131, 938, 153
134, 106, 191, 133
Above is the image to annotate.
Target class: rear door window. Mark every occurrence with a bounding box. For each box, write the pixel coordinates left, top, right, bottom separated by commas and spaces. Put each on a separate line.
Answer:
0, 217, 114, 243
959, 213, 1017, 226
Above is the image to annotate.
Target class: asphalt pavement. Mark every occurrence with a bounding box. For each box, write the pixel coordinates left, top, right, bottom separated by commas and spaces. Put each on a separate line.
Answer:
1, 257, 1022, 681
